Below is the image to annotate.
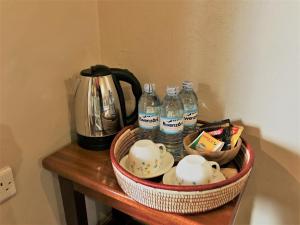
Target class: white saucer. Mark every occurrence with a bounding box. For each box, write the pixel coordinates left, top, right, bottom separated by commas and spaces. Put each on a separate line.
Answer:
120, 152, 174, 179
162, 167, 179, 185
210, 170, 226, 183
163, 167, 226, 185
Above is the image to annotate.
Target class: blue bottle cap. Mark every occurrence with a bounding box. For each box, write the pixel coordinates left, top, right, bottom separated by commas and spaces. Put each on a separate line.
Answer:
182, 81, 193, 90
144, 83, 155, 93
166, 86, 179, 96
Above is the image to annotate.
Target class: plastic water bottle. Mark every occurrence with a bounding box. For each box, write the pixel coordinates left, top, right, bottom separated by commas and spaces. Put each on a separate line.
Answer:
138, 83, 160, 141
159, 86, 184, 162
179, 81, 198, 136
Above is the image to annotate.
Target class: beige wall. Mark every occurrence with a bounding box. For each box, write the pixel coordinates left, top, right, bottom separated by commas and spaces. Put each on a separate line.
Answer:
0, 1, 101, 224
1, 1, 299, 225
98, 1, 300, 225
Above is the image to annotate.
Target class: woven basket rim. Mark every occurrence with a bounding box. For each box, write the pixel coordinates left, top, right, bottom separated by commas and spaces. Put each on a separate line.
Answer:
110, 125, 255, 192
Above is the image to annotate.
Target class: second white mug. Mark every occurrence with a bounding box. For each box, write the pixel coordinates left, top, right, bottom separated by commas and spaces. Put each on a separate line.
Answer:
175, 155, 220, 185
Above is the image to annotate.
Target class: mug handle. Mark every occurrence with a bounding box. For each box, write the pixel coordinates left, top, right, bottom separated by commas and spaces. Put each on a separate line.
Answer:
156, 143, 166, 157
207, 161, 220, 171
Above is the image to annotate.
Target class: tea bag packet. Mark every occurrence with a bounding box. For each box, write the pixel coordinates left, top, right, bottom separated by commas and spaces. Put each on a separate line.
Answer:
198, 119, 232, 150
231, 125, 244, 147
189, 131, 224, 152
200, 119, 231, 150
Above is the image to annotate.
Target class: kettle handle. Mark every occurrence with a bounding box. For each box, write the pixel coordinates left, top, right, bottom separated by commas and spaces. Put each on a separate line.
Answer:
111, 68, 142, 126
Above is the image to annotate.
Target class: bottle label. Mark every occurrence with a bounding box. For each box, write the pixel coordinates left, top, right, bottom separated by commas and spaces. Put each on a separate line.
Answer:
183, 111, 198, 127
160, 117, 184, 134
138, 113, 159, 129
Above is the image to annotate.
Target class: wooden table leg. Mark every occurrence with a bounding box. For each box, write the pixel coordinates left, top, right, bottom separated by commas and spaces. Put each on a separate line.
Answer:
100, 209, 143, 225
58, 176, 88, 225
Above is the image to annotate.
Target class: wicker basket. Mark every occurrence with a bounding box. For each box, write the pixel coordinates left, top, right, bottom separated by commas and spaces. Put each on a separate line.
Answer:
183, 131, 242, 165
110, 126, 254, 213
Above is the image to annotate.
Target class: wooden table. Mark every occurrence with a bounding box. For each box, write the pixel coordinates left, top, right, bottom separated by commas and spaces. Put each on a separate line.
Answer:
42, 143, 244, 225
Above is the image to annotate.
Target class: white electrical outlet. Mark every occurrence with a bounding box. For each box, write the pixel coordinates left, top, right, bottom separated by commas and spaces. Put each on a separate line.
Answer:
0, 166, 16, 203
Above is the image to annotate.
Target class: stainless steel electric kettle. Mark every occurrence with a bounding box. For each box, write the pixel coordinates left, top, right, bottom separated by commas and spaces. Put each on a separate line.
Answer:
75, 65, 142, 150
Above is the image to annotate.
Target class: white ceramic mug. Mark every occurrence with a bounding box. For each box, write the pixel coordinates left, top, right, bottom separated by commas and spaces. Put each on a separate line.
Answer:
175, 155, 220, 185
127, 139, 166, 177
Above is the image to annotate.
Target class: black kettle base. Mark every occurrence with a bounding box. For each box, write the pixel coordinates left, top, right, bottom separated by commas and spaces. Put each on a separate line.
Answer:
77, 134, 116, 151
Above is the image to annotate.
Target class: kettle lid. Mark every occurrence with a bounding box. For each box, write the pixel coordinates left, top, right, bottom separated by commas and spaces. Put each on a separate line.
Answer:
80, 65, 111, 77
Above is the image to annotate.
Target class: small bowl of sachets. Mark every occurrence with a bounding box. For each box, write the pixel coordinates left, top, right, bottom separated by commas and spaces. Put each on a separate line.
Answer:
183, 119, 243, 165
